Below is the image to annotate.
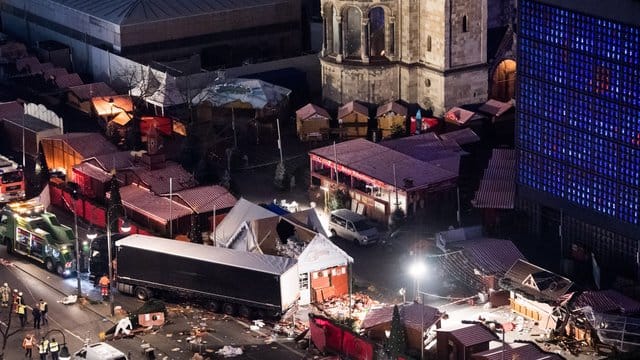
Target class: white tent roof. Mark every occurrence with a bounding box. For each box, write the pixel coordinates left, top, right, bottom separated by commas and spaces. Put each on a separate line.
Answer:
213, 198, 277, 247
191, 78, 291, 109
116, 234, 296, 275
225, 221, 262, 253
297, 234, 353, 274
130, 66, 219, 108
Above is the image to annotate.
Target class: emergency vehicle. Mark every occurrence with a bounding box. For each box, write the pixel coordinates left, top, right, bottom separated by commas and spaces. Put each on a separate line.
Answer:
0, 199, 75, 276
0, 155, 25, 203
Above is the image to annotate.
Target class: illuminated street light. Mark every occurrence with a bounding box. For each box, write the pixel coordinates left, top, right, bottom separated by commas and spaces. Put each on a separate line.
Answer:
87, 206, 131, 316
409, 261, 427, 360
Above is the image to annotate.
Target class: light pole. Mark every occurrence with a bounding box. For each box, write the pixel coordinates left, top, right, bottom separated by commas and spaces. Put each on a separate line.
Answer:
486, 321, 506, 360
409, 261, 427, 360
88, 204, 130, 316
43, 329, 71, 360
84, 226, 97, 275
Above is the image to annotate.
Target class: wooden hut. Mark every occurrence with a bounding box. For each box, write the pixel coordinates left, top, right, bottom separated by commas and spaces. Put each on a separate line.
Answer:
377, 101, 407, 139
295, 103, 331, 141
67, 82, 116, 113
337, 101, 369, 138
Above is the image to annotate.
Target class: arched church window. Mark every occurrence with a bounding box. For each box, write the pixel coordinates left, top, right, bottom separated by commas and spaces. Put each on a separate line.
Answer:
427, 35, 432, 52
332, 6, 340, 54
462, 15, 468, 32
369, 7, 385, 57
345, 7, 362, 58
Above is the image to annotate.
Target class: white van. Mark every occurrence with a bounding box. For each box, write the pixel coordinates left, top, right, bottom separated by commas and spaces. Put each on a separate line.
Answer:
329, 209, 380, 245
73, 342, 128, 360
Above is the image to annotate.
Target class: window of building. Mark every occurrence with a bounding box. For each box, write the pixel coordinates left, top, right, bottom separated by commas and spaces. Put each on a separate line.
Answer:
345, 7, 362, 58
369, 7, 386, 57
462, 15, 468, 32
427, 35, 432, 52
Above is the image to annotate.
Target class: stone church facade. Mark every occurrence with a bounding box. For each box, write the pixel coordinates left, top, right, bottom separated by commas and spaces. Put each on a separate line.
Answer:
320, 0, 498, 116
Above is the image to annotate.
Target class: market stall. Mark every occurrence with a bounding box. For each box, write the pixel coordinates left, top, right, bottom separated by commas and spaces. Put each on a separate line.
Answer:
295, 103, 331, 141
297, 234, 353, 305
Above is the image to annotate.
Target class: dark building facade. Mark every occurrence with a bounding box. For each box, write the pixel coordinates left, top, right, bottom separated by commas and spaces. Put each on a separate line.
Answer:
517, 0, 640, 280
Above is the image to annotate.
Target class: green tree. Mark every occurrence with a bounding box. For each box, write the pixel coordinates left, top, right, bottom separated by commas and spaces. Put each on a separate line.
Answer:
125, 116, 143, 150
389, 123, 406, 139
179, 123, 200, 172
188, 214, 201, 243
274, 161, 287, 190
388, 208, 406, 231
107, 175, 123, 233
386, 305, 407, 357
328, 188, 350, 210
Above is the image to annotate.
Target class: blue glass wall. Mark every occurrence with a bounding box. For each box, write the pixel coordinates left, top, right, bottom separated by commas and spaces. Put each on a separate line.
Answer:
517, 0, 640, 226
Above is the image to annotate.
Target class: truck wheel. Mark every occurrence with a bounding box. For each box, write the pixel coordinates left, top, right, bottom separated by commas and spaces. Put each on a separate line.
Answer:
255, 309, 266, 320
44, 258, 54, 272
208, 301, 221, 313
134, 287, 152, 301
4, 238, 12, 253
239, 305, 252, 319
223, 303, 237, 316
56, 264, 65, 277
330, 229, 337, 238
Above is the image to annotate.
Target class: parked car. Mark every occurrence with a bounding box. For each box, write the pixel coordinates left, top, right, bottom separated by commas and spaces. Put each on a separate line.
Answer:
328, 209, 380, 245
73, 342, 128, 360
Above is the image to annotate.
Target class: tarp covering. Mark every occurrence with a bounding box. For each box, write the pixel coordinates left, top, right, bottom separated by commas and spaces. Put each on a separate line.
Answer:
191, 78, 291, 110
297, 234, 352, 274
213, 198, 277, 246
116, 234, 297, 275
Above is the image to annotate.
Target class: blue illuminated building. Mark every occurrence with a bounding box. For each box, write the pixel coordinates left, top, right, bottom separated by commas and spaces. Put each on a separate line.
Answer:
517, 0, 640, 279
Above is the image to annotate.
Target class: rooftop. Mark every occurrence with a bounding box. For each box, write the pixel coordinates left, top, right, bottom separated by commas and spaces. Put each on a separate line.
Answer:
310, 138, 457, 191
46, 0, 295, 26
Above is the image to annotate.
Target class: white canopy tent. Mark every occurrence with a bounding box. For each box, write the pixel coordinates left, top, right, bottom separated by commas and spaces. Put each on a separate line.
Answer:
212, 198, 277, 247
191, 78, 291, 110
298, 234, 353, 274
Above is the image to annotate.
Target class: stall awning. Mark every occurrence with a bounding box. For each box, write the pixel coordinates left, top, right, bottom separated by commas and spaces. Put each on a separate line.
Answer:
297, 234, 353, 274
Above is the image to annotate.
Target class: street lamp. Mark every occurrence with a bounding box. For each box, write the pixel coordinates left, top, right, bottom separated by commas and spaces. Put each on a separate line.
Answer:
409, 261, 427, 360
87, 204, 130, 316
43, 329, 71, 360
485, 321, 506, 360
84, 226, 98, 275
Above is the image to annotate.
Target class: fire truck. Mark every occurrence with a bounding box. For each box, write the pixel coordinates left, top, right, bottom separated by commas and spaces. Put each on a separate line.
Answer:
0, 199, 75, 276
0, 155, 25, 203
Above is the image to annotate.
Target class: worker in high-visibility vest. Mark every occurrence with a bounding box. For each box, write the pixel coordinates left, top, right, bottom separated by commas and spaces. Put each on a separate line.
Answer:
38, 338, 49, 360
16, 303, 27, 327
48, 338, 60, 360
99, 274, 110, 300
0, 283, 10, 307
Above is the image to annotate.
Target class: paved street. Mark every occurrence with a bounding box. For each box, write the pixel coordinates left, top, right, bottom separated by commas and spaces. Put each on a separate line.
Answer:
0, 246, 306, 359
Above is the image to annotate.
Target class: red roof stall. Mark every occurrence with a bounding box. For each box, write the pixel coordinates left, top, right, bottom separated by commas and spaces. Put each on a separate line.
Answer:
436, 323, 499, 360
362, 302, 443, 351
140, 116, 173, 138
120, 184, 193, 237
67, 82, 116, 113
41, 133, 118, 178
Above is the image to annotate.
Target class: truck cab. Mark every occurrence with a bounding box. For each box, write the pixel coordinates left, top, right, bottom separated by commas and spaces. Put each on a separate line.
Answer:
0, 200, 75, 276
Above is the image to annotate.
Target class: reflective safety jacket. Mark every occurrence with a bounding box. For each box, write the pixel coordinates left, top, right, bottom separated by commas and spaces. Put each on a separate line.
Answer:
49, 341, 59, 352
17, 304, 25, 315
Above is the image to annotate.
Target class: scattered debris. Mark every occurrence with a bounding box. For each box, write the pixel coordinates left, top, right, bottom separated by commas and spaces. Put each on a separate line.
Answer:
59, 294, 77, 305
216, 345, 243, 357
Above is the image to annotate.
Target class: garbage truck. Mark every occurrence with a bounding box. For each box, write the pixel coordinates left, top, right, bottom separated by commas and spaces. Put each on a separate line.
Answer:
0, 199, 76, 276
115, 234, 299, 318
